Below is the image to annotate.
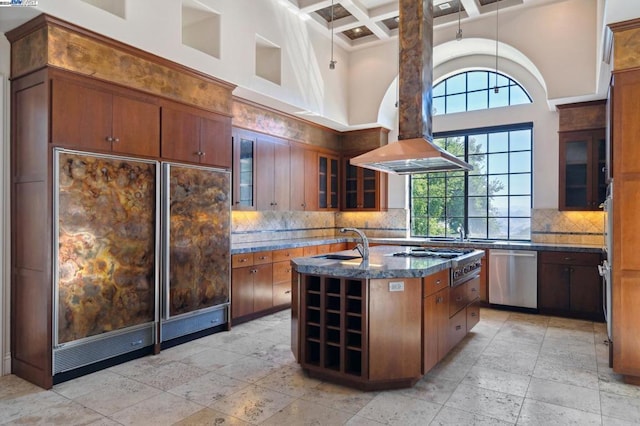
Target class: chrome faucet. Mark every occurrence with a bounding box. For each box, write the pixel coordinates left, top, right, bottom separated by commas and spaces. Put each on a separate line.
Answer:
457, 226, 466, 242
340, 227, 369, 261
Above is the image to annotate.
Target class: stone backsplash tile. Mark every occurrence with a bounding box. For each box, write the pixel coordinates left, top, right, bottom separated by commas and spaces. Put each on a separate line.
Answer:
531, 209, 604, 246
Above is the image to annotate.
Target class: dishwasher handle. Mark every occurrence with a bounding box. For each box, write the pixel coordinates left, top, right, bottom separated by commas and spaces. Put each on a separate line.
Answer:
491, 251, 537, 258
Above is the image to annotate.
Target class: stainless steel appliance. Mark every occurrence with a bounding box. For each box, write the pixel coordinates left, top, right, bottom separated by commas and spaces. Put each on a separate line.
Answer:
598, 182, 613, 342
391, 247, 484, 286
489, 250, 538, 309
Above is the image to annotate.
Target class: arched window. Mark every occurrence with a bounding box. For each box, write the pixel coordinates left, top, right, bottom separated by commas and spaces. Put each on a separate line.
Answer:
432, 70, 532, 115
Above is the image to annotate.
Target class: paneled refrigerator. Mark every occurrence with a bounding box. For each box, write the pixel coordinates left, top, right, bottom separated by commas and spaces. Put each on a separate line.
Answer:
53, 149, 230, 375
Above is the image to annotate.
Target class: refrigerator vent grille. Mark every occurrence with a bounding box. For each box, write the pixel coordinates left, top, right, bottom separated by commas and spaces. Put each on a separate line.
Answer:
161, 306, 227, 342
53, 324, 155, 374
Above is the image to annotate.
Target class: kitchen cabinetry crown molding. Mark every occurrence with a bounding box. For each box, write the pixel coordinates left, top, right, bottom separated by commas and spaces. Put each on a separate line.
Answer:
232, 97, 341, 151
610, 18, 640, 72
556, 100, 606, 132
5, 14, 235, 115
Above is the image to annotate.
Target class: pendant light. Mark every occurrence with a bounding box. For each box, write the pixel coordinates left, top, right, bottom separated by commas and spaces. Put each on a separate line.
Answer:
329, 0, 337, 70
456, 0, 462, 41
494, 0, 499, 93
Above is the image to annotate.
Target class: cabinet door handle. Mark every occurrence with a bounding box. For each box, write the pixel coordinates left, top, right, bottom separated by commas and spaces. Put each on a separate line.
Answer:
285, 290, 291, 294
435, 279, 441, 284
456, 296, 463, 302
258, 256, 267, 260
436, 297, 443, 303
564, 257, 573, 261
286, 269, 291, 273
239, 258, 248, 263
251, 269, 257, 274
471, 288, 477, 292
455, 325, 462, 330
471, 312, 477, 317
113, 137, 120, 142
105, 136, 113, 142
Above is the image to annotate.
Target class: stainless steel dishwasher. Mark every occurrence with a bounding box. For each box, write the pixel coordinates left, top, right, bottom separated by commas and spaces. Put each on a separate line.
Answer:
489, 249, 538, 309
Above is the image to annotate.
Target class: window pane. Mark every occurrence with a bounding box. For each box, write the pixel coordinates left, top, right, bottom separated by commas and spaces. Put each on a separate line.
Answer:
510, 85, 531, 105
412, 217, 428, 236
467, 71, 488, 91
468, 217, 488, 239
433, 82, 445, 97
468, 196, 487, 216
510, 151, 531, 173
488, 218, 509, 239
428, 198, 445, 217
447, 196, 464, 217
447, 176, 465, 197
446, 73, 466, 94
444, 137, 465, 156
489, 132, 508, 152
469, 134, 487, 154
469, 175, 487, 196
468, 91, 488, 111
489, 196, 509, 216
489, 174, 508, 196
510, 196, 531, 216
433, 96, 445, 116
510, 174, 531, 195
428, 178, 445, 197
489, 86, 509, 108
509, 218, 531, 240
488, 153, 509, 174
469, 154, 487, 175
510, 129, 531, 151
447, 93, 466, 113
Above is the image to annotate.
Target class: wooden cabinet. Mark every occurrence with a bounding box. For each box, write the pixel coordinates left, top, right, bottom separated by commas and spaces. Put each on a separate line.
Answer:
51, 75, 160, 157
232, 129, 256, 210
538, 251, 603, 321
558, 129, 606, 210
231, 252, 273, 320
318, 153, 340, 210
290, 145, 317, 211
272, 248, 303, 307
161, 102, 231, 168
256, 135, 290, 211
422, 269, 450, 373
342, 155, 388, 211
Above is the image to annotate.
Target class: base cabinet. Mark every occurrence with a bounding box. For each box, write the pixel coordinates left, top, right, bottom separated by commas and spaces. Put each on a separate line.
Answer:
538, 251, 603, 321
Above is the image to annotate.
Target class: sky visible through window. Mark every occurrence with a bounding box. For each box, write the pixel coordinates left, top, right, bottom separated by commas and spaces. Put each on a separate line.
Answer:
433, 70, 531, 115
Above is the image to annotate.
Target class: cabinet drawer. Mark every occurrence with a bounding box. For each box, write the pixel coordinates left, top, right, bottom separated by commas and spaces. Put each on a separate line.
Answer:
449, 308, 467, 351
466, 276, 480, 301
467, 301, 480, 332
273, 260, 293, 284
253, 251, 273, 265
232, 253, 254, 268
273, 282, 292, 306
423, 269, 450, 297
539, 251, 601, 266
273, 247, 304, 262
449, 283, 468, 317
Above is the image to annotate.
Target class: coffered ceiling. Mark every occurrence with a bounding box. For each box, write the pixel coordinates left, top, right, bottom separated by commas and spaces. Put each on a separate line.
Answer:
282, 0, 564, 50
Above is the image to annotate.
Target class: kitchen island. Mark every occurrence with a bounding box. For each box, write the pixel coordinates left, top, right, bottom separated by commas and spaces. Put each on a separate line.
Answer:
290, 245, 484, 390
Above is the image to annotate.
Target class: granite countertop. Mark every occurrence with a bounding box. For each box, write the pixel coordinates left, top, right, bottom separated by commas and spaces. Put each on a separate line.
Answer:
231, 236, 604, 255
290, 245, 476, 279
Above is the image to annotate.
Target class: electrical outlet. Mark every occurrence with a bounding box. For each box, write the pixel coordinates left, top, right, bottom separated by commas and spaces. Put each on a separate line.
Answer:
389, 281, 404, 292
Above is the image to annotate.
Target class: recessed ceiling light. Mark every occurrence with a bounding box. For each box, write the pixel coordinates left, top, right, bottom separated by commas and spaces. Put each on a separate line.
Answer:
394, 16, 399, 22
354, 27, 362, 33
438, 3, 451, 10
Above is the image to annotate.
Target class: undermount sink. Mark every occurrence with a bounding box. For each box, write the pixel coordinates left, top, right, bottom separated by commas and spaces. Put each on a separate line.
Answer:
314, 254, 362, 260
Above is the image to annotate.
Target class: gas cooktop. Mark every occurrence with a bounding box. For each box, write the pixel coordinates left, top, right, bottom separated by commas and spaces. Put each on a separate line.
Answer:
392, 247, 474, 259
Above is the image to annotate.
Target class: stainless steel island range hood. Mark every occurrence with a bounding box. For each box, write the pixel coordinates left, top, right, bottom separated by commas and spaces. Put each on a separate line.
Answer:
350, 0, 472, 175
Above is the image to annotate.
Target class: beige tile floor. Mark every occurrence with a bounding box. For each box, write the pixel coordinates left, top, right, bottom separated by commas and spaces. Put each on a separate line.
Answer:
1, 308, 639, 425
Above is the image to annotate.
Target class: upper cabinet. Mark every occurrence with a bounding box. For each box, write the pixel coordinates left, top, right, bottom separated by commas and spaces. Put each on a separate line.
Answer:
558, 129, 606, 211
342, 154, 387, 211
318, 153, 340, 210
51, 75, 160, 157
290, 144, 320, 211
256, 134, 290, 211
232, 129, 256, 210
557, 101, 607, 211
161, 102, 232, 169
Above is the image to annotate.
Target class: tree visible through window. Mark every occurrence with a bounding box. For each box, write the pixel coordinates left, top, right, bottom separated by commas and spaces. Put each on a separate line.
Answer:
411, 124, 533, 241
